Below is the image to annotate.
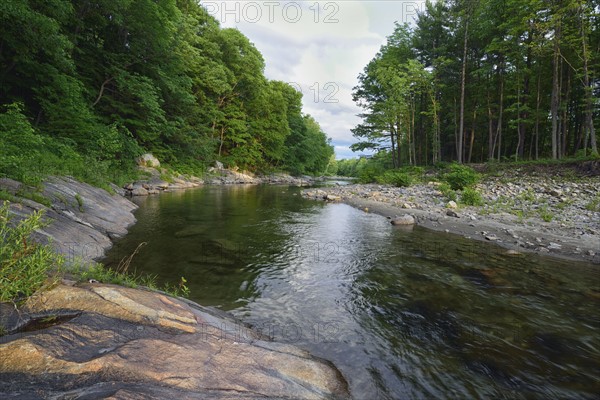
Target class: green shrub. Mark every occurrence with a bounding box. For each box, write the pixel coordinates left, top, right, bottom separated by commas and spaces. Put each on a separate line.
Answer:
0, 202, 63, 303
376, 171, 414, 187
443, 164, 480, 190
539, 206, 553, 222
585, 197, 600, 212
358, 166, 382, 183
439, 182, 457, 202
461, 187, 484, 206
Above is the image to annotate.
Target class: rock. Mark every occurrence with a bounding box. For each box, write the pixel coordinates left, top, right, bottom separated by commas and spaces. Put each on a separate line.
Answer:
0, 284, 349, 399
485, 234, 498, 241
548, 242, 562, 250
446, 210, 459, 218
391, 215, 415, 225
149, 178, 170, 189
325, 194, 341, 201
214, 160, 224, 169
131, 187, 149, 196
2, 177, 137, 263
174, 225, 207, 238
446, 200, 458, 209
548, 188, 563, 197
136, 153, 161, 168
401, 203, 412, 209
109, 183, 126, 197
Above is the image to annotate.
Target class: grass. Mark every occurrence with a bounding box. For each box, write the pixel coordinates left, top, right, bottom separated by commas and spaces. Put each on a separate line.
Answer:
538, 206, 554, 222
15, 188, 51, 207
75, 193, 84, 212
585, 197, 600, 212
71, 242, 190, 298
439, 182, 458, 202
0, 189, 17, 202
0, 202, 64, 304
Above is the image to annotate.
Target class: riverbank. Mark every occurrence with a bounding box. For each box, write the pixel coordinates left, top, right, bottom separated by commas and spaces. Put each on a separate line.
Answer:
124, 156, 317, 197
303, 168, 600, 264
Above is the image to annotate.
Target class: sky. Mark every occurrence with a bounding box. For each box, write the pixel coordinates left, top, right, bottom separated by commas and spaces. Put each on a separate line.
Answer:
201, 0, 425, 159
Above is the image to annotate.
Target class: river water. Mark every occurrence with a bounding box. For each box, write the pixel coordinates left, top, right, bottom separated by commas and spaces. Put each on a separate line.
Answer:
103, 185, 600, 399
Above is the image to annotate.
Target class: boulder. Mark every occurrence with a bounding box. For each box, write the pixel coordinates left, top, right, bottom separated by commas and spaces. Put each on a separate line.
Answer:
131, 187, 149, 196
136, 153, 161, 168
446, 200, 458, 209
0, 283, 349, 399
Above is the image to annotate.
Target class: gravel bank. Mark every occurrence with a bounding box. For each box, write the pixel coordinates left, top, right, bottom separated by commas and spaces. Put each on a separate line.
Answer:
303, 173, 600, 264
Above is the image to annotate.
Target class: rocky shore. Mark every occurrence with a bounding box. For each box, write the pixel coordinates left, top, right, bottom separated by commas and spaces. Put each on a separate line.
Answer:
303, 170, 599, 264
124, 155, 315, 197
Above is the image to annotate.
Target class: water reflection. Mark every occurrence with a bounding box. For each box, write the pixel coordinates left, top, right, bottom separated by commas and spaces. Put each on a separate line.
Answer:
103, 186, 600, 399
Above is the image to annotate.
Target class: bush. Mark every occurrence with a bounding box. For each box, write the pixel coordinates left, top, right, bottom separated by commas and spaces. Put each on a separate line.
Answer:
443, 164, 480, 190
461, 187, 484, 206
0, 202, 63, 303
439, 182, 457, 202
358, 166, 383, 183
376, 171, 414, 187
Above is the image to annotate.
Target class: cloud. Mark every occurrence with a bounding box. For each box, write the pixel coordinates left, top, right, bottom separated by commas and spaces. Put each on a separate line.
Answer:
201, 1, 424, 158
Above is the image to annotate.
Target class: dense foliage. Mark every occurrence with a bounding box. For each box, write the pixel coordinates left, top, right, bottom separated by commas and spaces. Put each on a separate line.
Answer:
352, 0, 599, 166
0, 0, 333, 185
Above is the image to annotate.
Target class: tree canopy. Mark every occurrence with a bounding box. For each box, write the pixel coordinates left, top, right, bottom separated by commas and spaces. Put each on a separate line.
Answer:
0, 0, 333, 185
352, 0, 599, 166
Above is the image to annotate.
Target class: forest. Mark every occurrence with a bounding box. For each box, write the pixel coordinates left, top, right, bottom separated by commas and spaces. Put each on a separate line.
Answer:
0, 0, 334, 187
351, 0, 599, 168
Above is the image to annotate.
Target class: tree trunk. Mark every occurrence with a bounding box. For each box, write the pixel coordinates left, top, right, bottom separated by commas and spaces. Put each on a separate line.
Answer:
458, 19, 469, 164
534, 68, 541, 160
411, 101, 417, 165
517, 33, 531, 160
396, 119, 402, 166
562, 71, 570, 157
580, 5, 598, 155
551, 22, 561, 159
493, 64, 504, 161
390, 124, 397, 168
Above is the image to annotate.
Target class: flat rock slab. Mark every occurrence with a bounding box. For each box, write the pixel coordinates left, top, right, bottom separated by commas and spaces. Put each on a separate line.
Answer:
0, 284, 349, 399
1, 177, 137, 263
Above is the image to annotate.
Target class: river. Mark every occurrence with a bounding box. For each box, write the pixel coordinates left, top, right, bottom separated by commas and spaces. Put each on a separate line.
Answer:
103, 185, 600, 399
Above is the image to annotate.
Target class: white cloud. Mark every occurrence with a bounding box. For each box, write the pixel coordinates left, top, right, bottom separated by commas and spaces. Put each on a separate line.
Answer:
201, 1, 425, 158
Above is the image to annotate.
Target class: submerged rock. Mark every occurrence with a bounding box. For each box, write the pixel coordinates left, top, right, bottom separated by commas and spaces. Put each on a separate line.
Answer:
0, 283, 350, 399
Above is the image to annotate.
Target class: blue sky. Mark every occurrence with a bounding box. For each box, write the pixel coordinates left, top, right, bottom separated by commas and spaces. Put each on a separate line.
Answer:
202, 1, 425, 158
